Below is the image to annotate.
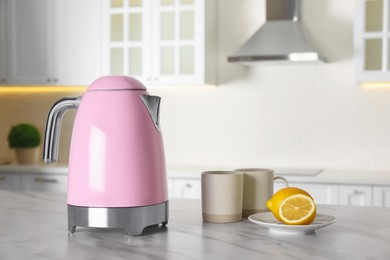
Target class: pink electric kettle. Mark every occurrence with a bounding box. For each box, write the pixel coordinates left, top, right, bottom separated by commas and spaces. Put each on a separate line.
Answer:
43, 76, 168, 235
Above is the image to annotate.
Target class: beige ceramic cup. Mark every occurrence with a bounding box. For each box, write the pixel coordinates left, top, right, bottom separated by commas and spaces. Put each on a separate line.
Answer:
201, 171, 243, 223
235, 168, 289, 217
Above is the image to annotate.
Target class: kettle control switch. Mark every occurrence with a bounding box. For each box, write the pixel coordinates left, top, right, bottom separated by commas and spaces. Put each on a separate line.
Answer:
140, 95, 161, 132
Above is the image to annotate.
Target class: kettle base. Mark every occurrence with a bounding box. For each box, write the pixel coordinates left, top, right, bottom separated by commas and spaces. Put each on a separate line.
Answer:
67, 201, 168, 236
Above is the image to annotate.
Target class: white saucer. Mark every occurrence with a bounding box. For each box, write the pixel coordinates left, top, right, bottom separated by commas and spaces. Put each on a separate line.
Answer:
248, 212, 336, 235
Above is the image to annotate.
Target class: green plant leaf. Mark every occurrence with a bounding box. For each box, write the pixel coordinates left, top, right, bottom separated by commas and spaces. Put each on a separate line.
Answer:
8, 123, 41, 148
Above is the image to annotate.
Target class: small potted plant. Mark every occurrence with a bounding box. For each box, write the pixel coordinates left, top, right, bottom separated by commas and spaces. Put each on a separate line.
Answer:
8, 123, 41, 165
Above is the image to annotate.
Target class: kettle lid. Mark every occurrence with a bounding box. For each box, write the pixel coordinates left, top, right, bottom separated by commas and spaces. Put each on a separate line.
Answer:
87, 76, 147, 91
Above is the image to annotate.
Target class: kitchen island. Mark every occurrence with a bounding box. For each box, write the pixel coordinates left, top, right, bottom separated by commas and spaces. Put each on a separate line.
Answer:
0, 191, 389, 259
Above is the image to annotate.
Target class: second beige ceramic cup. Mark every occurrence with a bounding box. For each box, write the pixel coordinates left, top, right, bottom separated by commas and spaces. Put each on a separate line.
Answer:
201, 171, 243, 223
235, 168, 289, 217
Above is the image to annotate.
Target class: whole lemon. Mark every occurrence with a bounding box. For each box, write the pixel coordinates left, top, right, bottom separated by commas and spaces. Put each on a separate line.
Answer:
266, 187, 316, 225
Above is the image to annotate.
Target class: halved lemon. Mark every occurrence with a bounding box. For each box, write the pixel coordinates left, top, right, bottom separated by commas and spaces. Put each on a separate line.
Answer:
279, 194, 316, 225
266, 187, 316, 225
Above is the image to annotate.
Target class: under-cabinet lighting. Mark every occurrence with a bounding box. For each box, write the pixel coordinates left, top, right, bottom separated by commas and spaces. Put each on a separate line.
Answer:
0, 86, 87, 94
0, 85, 216, 93
361, 83, 390, 89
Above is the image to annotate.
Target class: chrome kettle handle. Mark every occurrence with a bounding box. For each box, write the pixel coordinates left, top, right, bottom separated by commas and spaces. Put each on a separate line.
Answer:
43, 97, 81, 163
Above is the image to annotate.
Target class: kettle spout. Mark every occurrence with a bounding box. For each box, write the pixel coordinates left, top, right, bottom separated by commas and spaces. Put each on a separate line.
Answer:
140, 95, 161, 131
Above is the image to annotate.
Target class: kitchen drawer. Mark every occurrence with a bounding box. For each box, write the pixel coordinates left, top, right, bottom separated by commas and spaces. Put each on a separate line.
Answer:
275, 182, 339, 205
274, 180, 289, 193
168, 179, 174, 198
339, 185, 372, 206
170, 179, 201, 199
20, 174, 67, 193
299, 183, 339, 205
373, 186, 390, 207
0, 174, 20, 191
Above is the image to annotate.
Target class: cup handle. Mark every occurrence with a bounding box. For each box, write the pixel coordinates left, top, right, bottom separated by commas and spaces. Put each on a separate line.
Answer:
274, 176, 289, 187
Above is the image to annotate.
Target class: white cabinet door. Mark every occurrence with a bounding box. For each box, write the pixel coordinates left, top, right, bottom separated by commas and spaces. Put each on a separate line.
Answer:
339, 185, 372, 206
0, 173, 20, 191
354, 0, 390, 82
275, 183, 339, 205
52, 0, 102, 85
0, 0, 7, 84
170, 178, 201, 199
7, 0, 102, 85
299, 184, 339, 205
152, 0, 205, 85
7, 0, 52, 84
104, 0, 152, 82
168, 178, 174, 198
274, 180, 290, 193
373, 186, 390, 207
20, 174, 67, 193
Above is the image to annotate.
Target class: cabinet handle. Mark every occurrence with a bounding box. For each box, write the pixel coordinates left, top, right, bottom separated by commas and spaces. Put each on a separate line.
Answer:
34, 177, 58, 183
0, 176, 5, 181
185, 183, 192, 188
0, 78, 6, 84
54, 78, 58, 83
353, 190, 364, 195
47, 78, 51, 83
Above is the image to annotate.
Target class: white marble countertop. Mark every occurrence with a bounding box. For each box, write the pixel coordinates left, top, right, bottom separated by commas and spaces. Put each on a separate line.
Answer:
0, 191, 389, 259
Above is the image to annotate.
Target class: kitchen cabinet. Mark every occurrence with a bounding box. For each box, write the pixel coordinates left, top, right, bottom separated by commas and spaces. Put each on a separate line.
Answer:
275, 183, 339, 205
52, 0, 102, 85
0, 173, 20, 191
167, 179, 174, 197
169, 178, 201, 199
0, 166, 67, 193
20, 174, 67, 192
169, 177, 339, 203
0, 0, 7, 84
7, 0, 52, 84
339, 185, 372, 206
6, 0, 102, 85
103, 0, 217, 85
168, 176, 386, 208
373, 186, 390, 207
355, 0, 390, 82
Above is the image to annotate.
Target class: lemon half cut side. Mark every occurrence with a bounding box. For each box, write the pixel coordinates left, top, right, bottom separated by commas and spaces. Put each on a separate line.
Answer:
279, 194, 316, 225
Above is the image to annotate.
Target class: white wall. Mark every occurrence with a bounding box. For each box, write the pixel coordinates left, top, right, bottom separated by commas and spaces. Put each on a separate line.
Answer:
2, 0, 390, 171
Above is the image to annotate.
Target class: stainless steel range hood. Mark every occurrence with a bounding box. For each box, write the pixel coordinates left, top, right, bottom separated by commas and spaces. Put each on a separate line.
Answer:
228, 0, 326, 64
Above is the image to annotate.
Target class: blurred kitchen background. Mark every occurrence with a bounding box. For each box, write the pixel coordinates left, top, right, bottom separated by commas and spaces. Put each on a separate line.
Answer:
1, 0, 389, 172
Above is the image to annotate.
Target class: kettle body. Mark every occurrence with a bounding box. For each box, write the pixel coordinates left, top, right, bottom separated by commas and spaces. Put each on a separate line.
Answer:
68, 83, 167, 207
43, 76, 168, 235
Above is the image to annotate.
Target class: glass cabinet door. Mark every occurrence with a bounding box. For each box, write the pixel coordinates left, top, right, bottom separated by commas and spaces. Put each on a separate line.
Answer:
105, 0, 207, 85
365, 0, 383, 32
154, 0, 198, 83
108, 0, 151, 79
364, 0, 384, 71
